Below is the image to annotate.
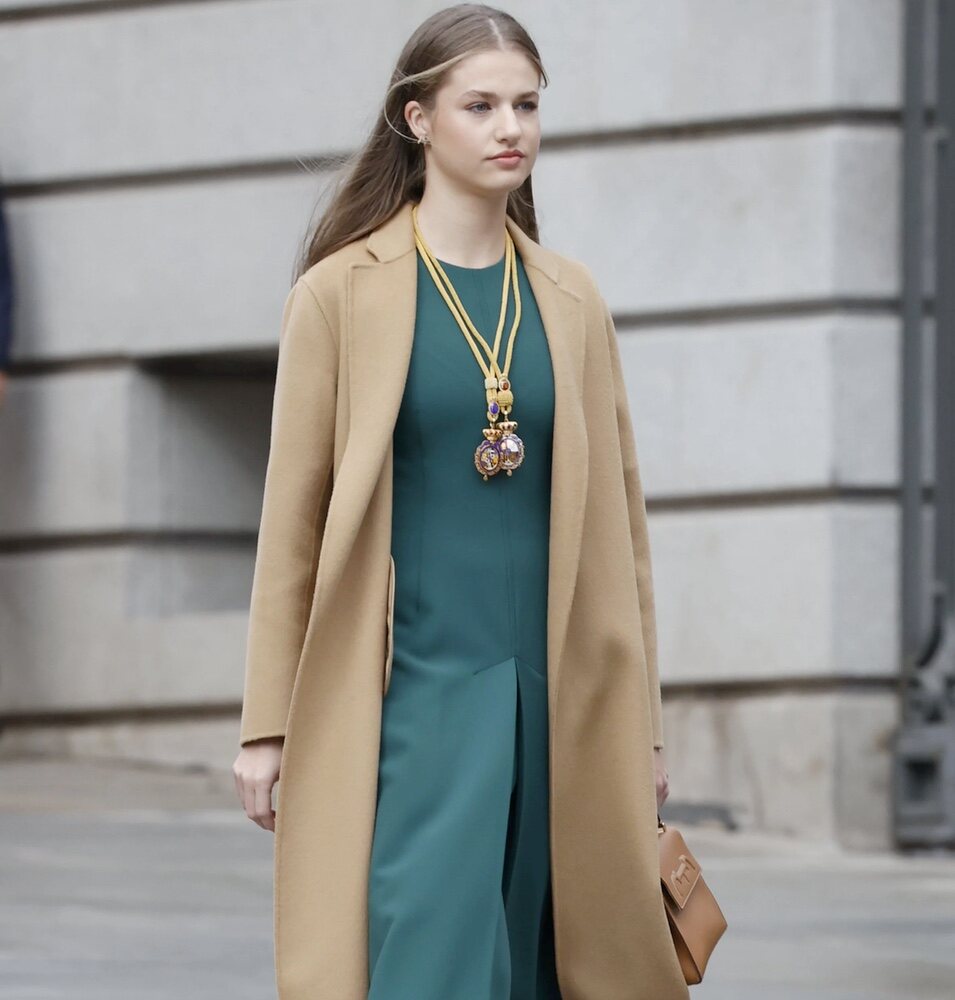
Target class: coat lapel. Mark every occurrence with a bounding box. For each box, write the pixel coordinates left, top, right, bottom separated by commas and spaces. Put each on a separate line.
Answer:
317, 200, 588, 715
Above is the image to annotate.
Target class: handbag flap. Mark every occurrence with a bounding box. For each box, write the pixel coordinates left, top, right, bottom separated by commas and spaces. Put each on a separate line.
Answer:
658, 826, 702, 910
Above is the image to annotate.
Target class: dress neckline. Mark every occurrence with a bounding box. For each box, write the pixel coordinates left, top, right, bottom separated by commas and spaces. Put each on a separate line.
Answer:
433, 252, 507, 274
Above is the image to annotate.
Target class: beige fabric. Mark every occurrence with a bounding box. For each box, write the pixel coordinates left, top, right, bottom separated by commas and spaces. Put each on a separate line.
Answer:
239, 200, 688, 999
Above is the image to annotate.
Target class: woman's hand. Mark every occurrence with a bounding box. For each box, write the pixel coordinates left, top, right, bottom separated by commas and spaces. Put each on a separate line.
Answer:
653, 747, 669, 812
232, 737, 284, 832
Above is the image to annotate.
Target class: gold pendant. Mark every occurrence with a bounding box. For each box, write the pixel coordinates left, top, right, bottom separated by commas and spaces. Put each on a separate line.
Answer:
474, 425, 504, 479
473, 377, 525, 480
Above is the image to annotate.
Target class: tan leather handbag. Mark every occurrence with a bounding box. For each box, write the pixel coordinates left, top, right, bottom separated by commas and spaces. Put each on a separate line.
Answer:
657, 813, 727, 984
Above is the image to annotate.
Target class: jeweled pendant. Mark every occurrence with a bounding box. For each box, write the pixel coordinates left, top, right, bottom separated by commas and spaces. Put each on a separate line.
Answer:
497, 419, 525, 476
474, 426, 504, 480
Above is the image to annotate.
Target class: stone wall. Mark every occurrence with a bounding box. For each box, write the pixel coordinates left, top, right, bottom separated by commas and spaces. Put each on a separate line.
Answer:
0, 0, 908, 847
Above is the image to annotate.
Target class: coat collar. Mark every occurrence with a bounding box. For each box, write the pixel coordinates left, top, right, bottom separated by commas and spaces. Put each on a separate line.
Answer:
316, 199, 589, 710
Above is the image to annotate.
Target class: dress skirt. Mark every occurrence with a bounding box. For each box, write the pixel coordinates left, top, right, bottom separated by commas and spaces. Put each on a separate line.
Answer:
367, 248, 562, 999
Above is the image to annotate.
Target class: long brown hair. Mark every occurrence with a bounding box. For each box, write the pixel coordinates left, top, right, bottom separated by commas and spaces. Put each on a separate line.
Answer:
294, 3, 549, 281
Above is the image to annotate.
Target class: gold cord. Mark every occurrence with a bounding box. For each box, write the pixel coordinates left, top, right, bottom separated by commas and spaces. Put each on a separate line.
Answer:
411, 203, 527, 478
412, 204, 522, 397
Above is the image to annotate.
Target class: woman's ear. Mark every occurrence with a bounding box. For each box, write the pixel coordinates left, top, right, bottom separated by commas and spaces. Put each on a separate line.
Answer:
404, 100, 428, 143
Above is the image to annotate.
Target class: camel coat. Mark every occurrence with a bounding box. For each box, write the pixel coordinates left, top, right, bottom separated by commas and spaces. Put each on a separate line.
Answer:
238, 199, 689, 1000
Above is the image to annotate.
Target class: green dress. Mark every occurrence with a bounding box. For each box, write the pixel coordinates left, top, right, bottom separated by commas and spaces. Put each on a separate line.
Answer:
367, 246, 562, 999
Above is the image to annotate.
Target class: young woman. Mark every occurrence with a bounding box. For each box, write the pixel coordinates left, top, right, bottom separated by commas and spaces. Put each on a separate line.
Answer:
232, 5, 687, 999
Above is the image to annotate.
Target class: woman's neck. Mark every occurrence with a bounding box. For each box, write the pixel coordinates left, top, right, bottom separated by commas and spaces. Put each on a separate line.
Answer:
413, 190, 510, 268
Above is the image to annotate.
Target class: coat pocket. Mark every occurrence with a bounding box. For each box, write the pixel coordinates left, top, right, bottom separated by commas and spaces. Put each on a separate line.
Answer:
384, 554, 396, 695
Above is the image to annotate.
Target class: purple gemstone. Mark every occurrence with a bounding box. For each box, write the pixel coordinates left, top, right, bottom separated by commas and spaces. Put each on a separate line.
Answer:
489, 401, 500, 415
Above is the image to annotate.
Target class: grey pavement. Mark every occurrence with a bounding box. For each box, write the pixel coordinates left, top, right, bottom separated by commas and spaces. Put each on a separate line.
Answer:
0, 755, 953, 1000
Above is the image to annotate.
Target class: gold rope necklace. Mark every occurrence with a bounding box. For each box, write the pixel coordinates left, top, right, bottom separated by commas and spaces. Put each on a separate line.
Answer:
411, 203, 526, 480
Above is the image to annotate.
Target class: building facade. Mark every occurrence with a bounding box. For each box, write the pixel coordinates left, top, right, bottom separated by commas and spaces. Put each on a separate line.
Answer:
0, 0, 935, 850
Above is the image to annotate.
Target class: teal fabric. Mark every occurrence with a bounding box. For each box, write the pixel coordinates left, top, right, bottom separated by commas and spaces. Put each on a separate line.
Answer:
367, 247, 561, 999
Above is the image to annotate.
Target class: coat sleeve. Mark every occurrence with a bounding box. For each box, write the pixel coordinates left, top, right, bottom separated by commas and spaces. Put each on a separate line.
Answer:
239, 277, 338, 748
601, 297, 665, 751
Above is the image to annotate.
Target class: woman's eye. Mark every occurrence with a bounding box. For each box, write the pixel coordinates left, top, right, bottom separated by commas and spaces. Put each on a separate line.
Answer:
468, 101, 538, 113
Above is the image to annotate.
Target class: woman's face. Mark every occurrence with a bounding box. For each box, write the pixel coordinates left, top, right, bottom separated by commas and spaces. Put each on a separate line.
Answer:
407, 48, 541, 198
